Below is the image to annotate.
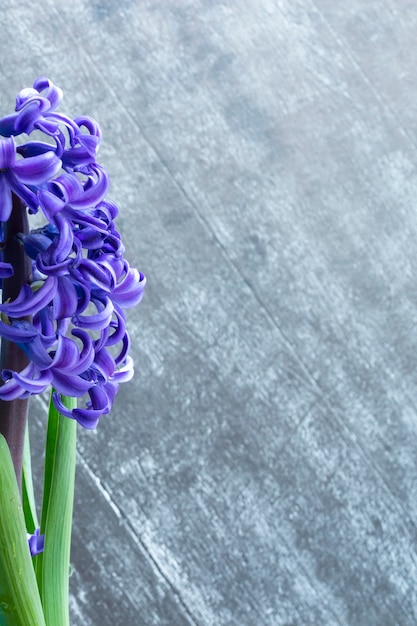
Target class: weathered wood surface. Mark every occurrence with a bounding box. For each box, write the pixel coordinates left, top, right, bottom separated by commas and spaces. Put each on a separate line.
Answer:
1, 0, 417, 624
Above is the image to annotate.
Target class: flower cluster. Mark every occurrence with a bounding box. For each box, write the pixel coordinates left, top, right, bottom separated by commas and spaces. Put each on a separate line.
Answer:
0, 77, 145, 428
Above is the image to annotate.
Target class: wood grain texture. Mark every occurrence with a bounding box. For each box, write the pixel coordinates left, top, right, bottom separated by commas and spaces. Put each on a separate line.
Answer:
1, 0, 417, 623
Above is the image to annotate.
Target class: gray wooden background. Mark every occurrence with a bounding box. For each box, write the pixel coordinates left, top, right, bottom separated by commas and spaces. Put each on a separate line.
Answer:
1, 1, 417, 624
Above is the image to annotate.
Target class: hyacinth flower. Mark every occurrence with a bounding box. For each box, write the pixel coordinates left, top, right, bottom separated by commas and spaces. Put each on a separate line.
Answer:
0, 78, 145, 626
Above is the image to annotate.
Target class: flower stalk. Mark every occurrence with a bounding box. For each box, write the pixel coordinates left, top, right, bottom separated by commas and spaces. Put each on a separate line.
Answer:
37, 394, 77, 626
0, 192, 31, 490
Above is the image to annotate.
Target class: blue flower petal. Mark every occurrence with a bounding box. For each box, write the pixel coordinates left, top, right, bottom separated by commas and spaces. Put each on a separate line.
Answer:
0, 137, 16, 168
0, 262, 13, 278
69, 165, 108, 209
0, 175, 12, 221
113, 356, 134, 383
52, 276, 78, 319
38, 188, 66, 221
0, 363, 51, 400
2, 365, 52, 393
33, 77, 63, 110
28, 528, 45, 556
52, 370, 95, 397
73, 295, 113, 330
0, 276, 57, 317
13, 151, 62, 185
0, 113, 19, 136
0, 319, 38, 342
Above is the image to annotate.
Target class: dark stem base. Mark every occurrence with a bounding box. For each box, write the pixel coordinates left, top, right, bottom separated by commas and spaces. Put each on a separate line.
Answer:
0, 193, 31, 491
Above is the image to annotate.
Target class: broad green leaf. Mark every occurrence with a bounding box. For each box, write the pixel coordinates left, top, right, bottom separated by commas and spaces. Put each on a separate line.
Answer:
0, 434, 46, 626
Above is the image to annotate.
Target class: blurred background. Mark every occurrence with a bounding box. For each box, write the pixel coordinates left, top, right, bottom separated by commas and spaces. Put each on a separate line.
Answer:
2, 1, 417, 624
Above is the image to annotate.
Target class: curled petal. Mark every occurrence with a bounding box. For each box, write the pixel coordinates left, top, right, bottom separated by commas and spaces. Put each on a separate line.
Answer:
65, 208, 111, 232
0, 137, 16, 169
0, 319, 39, 343
0, 262, 13, 278
48, 171, 84, 203
0, 113, 18, 136
92, 348, 115, 380
72, 281, 90, 315
88, 385, 112, 413
73, 295, 113, 330
8, 78, 63, 135
113, 332, 131, 366
74, 115, 102, 142
102, 380, 118, 405
37, 118, 61, 136
70, 164, 109, 209
52, 332, 94, 375
0, 276, 57, 317
113, 268, 146, 308
17, 140, 60, 159
52, 276, 78, 319
50, 216, 74, 264
33, 77, 63, 111
20, 334, 52, 369
104, 307, 127, 347
2, 365, 53, 393
38, 189, 66, 220
53, 385, 110, 429
62, 143, 98, 169
52, 370, 95, 397
0, 175, 12, 221
74, 258, 115, 292
33, 307, 56, 338
13, 151, 62, 185
67, 330, 95, 374
36, 252, 73, 277
97, 199, 118, 221
39, 217, 74, 269
21, 232, 53, 259
0, 363, 51, 399
112, 356, 134, 383
77, 134, 100, 156
14, 101, 46, 135
51, 334, 80, 370
8, 172, 38, 212
0, 379, 28, 400
75, 227, 104, 250
53, 395, 99, 428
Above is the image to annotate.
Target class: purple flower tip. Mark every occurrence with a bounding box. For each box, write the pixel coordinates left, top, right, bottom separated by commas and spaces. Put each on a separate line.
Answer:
28, 528, 45, 556
0, 78, 145, 426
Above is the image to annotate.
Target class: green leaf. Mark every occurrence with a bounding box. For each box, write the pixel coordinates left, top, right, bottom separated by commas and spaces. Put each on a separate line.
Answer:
0, 434, 46, 626
22, 423, 39, 535
35, 392, 59, 593
40, 393, 60, 536
39, 394, 77, 626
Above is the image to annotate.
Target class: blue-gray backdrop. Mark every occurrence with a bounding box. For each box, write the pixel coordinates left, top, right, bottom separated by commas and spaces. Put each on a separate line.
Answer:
2, 1, 417, 624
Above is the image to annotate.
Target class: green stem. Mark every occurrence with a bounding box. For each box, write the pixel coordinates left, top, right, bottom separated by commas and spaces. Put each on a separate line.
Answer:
38, 393, 77, 626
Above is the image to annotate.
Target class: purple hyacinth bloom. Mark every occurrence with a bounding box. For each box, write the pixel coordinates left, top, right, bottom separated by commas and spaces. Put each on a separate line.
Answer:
0, 78, 145, 427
